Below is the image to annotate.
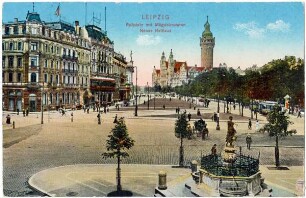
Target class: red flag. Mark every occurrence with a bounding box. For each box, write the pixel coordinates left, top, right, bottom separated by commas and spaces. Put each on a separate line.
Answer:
55, 5, 60, 16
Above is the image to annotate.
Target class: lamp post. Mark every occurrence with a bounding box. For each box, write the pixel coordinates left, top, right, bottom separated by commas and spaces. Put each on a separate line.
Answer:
134, 66, 138, 116
216, 93, 220, 130
41, 82, 44, 124
147, 82, 149, 110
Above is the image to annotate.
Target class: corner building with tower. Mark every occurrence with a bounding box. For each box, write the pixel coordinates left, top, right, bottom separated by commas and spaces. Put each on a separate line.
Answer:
2, 10, 132, 112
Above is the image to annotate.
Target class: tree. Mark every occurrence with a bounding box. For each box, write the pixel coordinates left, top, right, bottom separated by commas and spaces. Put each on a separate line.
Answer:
102, 117, 135, 193
175, 112, 192, 166
260, 105, 296, 167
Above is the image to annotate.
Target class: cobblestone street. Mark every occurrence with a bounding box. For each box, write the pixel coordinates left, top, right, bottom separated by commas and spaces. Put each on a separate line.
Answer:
2, 98, 305, 196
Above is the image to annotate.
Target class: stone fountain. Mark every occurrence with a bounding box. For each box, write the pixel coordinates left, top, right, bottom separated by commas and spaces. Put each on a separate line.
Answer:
192, 116, 263, 197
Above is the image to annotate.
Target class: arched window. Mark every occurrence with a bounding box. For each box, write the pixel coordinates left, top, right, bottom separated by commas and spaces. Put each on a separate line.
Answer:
30, 73, 36, 82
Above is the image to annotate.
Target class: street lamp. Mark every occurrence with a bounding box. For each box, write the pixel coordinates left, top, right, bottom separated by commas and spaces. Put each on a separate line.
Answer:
134, 66, 138, 116
41, 82, 44, 124
216, 93, 220, 130
147, 82, 149, 110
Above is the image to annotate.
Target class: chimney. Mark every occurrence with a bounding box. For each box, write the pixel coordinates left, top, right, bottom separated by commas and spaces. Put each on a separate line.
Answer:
14, 18, 18, 23
75, 21, 79, 26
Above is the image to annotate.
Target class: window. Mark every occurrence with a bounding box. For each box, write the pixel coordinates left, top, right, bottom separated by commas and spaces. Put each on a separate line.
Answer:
44, 59, 48, 68
63, 48, 66, 55
9, 42, 13, 50
8, 73, 13, 82
56, 47, 60, 54
5, 26, 9, 35
8, 56, 14, 68
68, 76, 70, 84
56, 75, 59, 84
50, 75, 53, 83
13, 26, 18, 34
17, 57, 22, 67
17, 73, 22, 82
2, 43, 5, 51
30, 56, 38, 67
45, 44, 48, 52
42, 27, 45, 36
44, 73, 48, 83
18, 42, 22, 50
51, 46, 54, 53
2, 56, 5, 68
63, 76, 66, 84
31, 28, 37, 34
56, 61, 59, 69
54, 32, 57, 39
30, 73, 37, 82
51, 61, 54, 68
31, 42, 37, 51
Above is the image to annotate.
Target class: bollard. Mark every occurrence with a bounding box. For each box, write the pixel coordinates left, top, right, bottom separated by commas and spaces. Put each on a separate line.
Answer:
13, 121, 15, 129
158, 171, 167, 190
191, 160, 198, 173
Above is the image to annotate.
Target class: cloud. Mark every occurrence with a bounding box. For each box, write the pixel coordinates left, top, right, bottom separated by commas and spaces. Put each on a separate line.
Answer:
136, 35, 161, 46
266, 20, 290, 32
233, 21, 265, 39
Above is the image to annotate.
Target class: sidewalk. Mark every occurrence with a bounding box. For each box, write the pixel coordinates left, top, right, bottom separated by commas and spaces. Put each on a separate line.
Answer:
28, 164, 303, 197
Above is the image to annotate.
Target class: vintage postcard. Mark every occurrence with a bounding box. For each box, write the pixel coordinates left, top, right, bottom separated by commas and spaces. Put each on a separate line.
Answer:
1, 1, 304, 197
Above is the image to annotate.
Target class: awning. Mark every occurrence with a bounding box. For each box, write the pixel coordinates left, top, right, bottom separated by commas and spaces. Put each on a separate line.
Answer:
90, 76, 115, 82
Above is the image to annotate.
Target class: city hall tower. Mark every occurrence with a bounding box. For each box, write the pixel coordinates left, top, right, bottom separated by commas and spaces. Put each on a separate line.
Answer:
200, 16, 215, 70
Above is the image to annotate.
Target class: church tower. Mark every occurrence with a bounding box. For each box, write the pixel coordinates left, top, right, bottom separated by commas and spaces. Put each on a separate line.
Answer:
200, 16, 215, 70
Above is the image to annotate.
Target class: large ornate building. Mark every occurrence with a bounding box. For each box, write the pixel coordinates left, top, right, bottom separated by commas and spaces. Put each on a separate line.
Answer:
2, 10, 131, 112
152, 17, 214, 88
152, 50, 205, 88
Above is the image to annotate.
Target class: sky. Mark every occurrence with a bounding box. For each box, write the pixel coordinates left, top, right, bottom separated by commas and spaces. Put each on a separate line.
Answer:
2, 2, 305, 86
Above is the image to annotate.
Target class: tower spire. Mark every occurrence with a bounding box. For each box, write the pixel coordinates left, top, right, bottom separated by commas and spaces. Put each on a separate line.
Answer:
207, 15, 208, 22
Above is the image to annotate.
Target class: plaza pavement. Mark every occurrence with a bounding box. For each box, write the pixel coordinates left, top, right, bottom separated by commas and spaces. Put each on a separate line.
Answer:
2, 96, 305, 196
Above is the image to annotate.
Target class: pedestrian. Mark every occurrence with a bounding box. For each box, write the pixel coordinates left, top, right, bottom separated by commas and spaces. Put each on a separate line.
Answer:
297, 109, 302, 118
194, 105, 196, 110
175, 107, 178, 113
62, 109, 65, 116
26, 108, 29, 116
255, 120, 260, 132
6, 114, 11, 124
211, 144, 217, 155
97, 113, 101, 124
104, 106, 107, 114
246, 134, 252, 150
170, 97, 171, 101
87, 108, 89, 114
197, 109, 201, 116
23, 109, 25, 117
188, 113, 191, 121
189, 103, 192, 109
107, 106, 109, 112
113, 114, 118, 123
178, 107, 180, 114
248, 119, 252, 130
233, 104, 236, 110
93, 105, 96, 112
17, 108, 19, 115
163, 104, 165, 109
71, 112, 73, 122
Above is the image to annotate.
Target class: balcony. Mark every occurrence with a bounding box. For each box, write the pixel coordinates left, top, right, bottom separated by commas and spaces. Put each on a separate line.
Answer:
26, 82, 41, 90
62, 55, 78, 61
62, 69, 78, 74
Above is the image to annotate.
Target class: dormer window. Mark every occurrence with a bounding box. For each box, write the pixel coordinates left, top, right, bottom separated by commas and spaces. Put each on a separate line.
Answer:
31, 28, 37, 35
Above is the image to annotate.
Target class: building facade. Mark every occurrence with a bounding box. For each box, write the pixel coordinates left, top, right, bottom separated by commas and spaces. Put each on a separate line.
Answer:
152, 50, 205, 88
2, 10, 132, 112
200, 16, 215, 70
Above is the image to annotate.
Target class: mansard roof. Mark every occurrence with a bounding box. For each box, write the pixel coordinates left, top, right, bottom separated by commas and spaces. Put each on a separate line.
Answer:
26, 11, 42, 23
45, 21, 75, 33
85, 25, 113, 44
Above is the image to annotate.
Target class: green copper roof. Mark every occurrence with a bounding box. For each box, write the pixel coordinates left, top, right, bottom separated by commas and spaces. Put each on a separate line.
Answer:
202, 16, 213, 38
26, 12, 41, 23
